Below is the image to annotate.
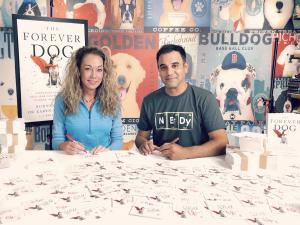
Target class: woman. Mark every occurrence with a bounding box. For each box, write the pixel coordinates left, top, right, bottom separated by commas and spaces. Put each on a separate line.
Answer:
52, 46, 123, 154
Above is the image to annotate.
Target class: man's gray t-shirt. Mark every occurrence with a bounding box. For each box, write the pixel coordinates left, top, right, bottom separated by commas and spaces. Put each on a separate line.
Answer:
137, 84, 225, 147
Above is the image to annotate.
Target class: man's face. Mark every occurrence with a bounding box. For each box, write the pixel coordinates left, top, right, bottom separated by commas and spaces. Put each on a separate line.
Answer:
158, 51, 188, 90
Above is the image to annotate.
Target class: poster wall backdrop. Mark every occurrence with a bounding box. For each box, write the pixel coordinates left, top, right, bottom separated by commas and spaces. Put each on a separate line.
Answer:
1, 1, 299, 149
12, 15, 88, 124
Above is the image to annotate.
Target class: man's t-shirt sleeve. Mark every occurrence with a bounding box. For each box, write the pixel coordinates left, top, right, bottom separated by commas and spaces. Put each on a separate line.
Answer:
137, 98, 153, 131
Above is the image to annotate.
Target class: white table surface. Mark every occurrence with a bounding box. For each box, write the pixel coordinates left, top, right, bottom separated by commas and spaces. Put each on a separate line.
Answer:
0, 149, 300, 225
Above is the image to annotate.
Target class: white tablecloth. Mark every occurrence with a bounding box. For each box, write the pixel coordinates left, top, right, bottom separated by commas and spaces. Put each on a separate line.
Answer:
0, 150, 300, 225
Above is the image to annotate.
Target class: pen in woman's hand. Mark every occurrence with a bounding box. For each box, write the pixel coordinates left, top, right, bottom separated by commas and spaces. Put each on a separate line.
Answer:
66, 134, 88, 153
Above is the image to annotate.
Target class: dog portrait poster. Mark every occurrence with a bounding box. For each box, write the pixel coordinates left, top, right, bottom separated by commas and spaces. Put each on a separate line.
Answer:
52, 0, 110, 31
0, 0, 47, 27
144, 0, 210, 32
0, 28, 17, 119
88, 32, 158, 149
13, 15, 87, 123
111, 0, 144, 31
211, 0, 245, 32
272, 77, 293, 113
275, 33, 300, 78
198, 32, 273, 133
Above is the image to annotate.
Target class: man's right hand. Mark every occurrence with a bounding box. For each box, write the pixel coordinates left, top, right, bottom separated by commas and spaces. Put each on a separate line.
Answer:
138, 140, 158, 155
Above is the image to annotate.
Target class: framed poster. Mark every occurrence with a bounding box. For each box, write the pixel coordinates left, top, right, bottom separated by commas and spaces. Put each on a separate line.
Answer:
12, 15, 88, 124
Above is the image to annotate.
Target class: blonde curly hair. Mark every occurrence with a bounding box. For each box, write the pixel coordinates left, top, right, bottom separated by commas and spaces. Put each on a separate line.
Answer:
60, 46, 120, 116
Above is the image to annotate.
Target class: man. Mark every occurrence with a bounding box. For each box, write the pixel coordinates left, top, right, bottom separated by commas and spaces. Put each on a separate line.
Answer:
135, 44, 228, 160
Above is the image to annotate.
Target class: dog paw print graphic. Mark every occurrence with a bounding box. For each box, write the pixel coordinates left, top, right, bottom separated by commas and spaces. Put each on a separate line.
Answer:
192, 0, 208, 17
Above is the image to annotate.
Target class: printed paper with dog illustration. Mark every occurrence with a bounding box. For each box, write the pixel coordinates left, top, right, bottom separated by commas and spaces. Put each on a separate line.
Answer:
197, 32, 273, 128
0, 28, 17, 119
144, 0, 210, 32
13, 15, 87, 122
110, 0, 144, 31
51, 0, 110, 31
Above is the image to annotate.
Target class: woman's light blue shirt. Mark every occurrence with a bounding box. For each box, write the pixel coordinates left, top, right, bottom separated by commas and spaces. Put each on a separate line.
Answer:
52, 95, 123, 151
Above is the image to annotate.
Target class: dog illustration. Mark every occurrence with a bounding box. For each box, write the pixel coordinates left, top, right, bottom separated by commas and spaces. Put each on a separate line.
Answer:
243, 0, 264, 29
211, 0, 244, 31
110, 52, 146, 118
31, 54, 62, 87
273, 129, 288, 144
277, 43, 300, 77
17, 0, 41, 16
283, 98, 292, 112
159, 0, 195, 27
54, 0, 106, 29
263, 0, 294, 29
119, 0, 136, 29
210, 51, 256, 121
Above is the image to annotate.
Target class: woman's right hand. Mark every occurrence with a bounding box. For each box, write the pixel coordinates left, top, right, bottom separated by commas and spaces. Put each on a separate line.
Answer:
59, 141, 86, 155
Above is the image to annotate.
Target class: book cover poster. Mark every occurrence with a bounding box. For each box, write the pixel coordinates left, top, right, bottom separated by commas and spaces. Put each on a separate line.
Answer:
274, 33, 300, 78
52, 0, 111, 31
267, 113, 300, 150
111, 0, 144, 31
144, 0, 210, 32
0, 0, 47, 27
0, 28, 17, 119
158, 33, 199, 86
13, 15, 87, 123
272, 77, 293, 113
197, 32, 273, 133
89, 32, 159, 148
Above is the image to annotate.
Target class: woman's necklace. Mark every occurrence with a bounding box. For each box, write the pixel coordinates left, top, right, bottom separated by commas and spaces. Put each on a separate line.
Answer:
83, 96, 95, 104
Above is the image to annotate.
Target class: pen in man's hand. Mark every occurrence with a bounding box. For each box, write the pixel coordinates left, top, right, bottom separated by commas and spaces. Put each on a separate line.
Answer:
66, 134, 87, 153
157, 137, 180, 152
170, 137, 179, 144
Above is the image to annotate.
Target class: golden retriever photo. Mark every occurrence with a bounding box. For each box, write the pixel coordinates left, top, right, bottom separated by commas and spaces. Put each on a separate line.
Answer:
111, 52, 146, 118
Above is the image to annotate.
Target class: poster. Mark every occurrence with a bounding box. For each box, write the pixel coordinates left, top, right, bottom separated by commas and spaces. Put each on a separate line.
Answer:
52, 0, 111, 31
13, 15, 87, 123
211, 0, 295, 32
0, 0, 47, 27
274, 33, 300, 78
197, 32, 273, 133
272, 77, 293, 113
89, 32, 159, 148
144, 0, 210, 33
0, 27, 17, 119
110, 0, 144, 31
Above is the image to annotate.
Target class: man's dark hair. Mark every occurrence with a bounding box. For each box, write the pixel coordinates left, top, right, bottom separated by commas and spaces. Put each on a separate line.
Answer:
156, 44, 186, 63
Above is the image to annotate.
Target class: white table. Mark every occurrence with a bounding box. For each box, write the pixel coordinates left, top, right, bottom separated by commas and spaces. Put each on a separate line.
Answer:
0, 150, 300, 225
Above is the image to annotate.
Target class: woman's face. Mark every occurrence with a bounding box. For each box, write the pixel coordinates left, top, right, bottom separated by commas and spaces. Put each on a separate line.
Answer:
80, 53, 104, 92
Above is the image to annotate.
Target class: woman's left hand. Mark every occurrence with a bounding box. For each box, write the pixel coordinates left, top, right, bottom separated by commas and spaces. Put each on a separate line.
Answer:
91, 146, 111, 155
